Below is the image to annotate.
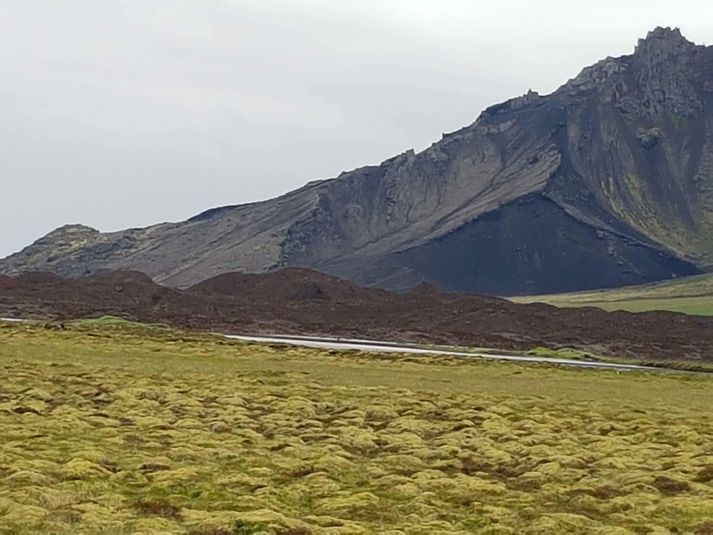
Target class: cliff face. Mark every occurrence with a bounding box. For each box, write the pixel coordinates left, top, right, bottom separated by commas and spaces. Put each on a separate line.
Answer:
2, 27, 712, 294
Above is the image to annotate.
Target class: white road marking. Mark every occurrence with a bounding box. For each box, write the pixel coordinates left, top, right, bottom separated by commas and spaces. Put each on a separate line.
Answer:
225, 334, 661, 372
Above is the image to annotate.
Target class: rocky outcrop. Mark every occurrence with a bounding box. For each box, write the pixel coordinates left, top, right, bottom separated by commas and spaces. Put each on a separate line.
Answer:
2, 27, 712, 294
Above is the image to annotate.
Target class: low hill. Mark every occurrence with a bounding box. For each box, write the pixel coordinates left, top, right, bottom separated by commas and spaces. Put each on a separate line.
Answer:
0, 275, 17, 290
2, 269, 713, 363
188, 267, 388, 304
511, 272, 713, 315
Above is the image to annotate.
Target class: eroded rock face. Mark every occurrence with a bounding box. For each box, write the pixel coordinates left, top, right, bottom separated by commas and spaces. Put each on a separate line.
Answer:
2, 27, 712, 295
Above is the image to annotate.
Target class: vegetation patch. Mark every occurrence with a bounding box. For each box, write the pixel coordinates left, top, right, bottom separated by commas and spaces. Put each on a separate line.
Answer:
0, 322, 711, 533
512, 272, 713, 316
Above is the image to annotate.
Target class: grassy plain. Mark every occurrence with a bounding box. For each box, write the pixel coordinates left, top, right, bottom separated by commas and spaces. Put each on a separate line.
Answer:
0, 320, 712, 534
511, 273, 713, 316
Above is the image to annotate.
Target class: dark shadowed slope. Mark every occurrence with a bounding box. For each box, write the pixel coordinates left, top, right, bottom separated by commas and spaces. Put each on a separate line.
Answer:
2, 28, 712, 294
2, 269, 713, 363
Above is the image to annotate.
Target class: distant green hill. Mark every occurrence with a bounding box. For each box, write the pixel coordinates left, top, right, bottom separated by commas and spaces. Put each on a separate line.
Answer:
511, 273, 713, 316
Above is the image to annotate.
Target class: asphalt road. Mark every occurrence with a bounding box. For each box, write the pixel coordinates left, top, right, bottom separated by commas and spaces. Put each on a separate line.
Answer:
0, 316, 662, 372
225, 334, 661, 372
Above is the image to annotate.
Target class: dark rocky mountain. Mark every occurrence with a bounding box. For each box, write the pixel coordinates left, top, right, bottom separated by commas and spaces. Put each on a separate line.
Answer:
3, 27, 713, 295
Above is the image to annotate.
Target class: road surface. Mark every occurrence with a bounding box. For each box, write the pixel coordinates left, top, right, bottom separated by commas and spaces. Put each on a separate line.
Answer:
0, 317, 663, 372
225, 334, 661, 372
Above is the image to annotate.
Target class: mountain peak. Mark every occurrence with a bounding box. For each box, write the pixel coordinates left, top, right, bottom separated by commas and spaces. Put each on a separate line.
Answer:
635, 26, 696, 56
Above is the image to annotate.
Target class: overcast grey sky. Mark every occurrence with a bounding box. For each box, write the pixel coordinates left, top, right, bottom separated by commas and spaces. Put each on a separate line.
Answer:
1, 1, 711, 257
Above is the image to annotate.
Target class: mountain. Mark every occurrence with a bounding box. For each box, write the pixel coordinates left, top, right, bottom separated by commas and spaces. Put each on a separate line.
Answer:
3, 27, 713, 295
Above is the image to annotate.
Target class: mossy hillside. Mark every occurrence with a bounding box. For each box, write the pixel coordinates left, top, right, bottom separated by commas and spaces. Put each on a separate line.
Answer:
0, 322, 712, 534
512, 272, 713, 316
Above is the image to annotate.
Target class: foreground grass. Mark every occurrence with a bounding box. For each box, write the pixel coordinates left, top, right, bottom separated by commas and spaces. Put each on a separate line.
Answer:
511, 273, 713, 316
1, 322, 712, 534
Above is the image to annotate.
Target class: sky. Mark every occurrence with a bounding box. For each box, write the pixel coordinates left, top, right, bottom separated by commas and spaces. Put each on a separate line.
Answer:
1, 1, 712, 258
